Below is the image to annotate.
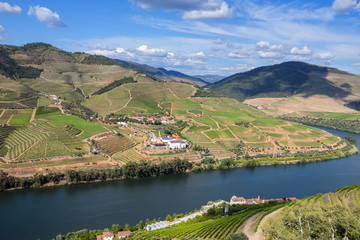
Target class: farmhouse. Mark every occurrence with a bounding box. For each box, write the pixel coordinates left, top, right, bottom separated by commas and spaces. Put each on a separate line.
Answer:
97, 231, 131, 240
230, 196, 246, 205
157, 135, 187, 149
49, 94, 59, 100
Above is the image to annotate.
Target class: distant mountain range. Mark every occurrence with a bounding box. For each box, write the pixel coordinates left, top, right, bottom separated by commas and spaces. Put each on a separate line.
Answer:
209, 61, 356, 101
115, 59, 225, 86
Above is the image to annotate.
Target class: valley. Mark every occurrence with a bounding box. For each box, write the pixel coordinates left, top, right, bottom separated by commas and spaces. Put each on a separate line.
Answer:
0, 43, 358, 183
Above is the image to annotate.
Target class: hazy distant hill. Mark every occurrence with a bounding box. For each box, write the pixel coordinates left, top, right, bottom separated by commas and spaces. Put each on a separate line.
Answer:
115, 59, 209, 86
193, 74, 226, 83
209, 61, 353, 100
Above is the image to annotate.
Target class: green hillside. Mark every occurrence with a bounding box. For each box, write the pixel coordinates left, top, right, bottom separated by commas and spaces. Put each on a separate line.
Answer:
209, 61, 353, 101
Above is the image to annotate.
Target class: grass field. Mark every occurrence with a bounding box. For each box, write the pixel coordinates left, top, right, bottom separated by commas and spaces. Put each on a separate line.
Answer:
8, 109, 32, 126
38, 114, 107, 139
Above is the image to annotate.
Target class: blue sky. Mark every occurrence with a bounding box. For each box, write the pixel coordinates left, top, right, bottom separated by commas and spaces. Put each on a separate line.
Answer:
1, 0, 360, 75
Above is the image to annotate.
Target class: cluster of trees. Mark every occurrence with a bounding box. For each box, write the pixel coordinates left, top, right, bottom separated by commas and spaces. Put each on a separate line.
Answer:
0, 158, 192, 191
193, 89, 224, 98
93, 77, 136, 95
235, 121, 251, 128
192, 144, 209, 153
0, 46, 43, 79
265, 204, 360, 239
81, 55, 122, 66
161, 120, 187, 137
103, 114, 162, 126
61, 102, 97, 120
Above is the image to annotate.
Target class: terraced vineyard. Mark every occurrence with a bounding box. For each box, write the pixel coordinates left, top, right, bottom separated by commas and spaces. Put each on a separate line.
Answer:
112, 148, 145, 163
94, 134, 134, 155
4, 120, 89, 161
132, 203, 287, 240
265, 185, 360, 239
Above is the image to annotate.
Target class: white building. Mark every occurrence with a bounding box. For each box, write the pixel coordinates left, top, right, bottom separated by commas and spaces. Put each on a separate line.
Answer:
160, 137, 172, 143
230, 196, 246, 205
146, 221, 170, 231
168, 140, 187, 149
117, 122, 128, 127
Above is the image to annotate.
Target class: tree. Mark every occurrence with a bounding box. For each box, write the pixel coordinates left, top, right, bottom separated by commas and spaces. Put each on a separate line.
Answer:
112, 224, 122, 233
224, 232, 248, 240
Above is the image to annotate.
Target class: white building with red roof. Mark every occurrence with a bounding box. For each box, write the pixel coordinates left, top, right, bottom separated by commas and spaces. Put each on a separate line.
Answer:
230, 196, 264, 205
230, 196, 246, 205
97, 231, 131, 240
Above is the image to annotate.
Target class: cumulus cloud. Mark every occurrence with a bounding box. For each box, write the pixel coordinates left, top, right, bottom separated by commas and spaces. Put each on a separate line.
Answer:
290, 46, 312, 55
182, 1, 234, 19
132, 0, 234, 20
332, 0, 360, 13
28, 5, 66, 27
256, 41, 271, 49
0, 2, 21, 13
136, 45, 168, 57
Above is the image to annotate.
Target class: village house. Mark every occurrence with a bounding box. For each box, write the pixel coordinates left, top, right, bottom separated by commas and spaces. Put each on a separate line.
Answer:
230, 196, 246, 205
158, 135, 187, 149
49, 94, 59, 100
96, 231, 131, 240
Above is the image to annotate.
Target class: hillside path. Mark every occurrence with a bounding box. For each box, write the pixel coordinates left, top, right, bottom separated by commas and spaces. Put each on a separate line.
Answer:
30, 108, 37, 122
115, 86, 132, 112
104, 93, 113, 107
167, 87, 178, 99
240, 207, 284, 240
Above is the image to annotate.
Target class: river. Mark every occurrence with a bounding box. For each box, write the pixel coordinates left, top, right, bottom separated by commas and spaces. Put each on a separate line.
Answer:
1, 127, 360, 240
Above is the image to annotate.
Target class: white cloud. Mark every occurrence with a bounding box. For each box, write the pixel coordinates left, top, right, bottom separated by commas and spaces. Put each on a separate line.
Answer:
185, 51, 210, 59
132, 0, 234, 20
0, 25, 5, 32
256, 41, 270, 48
182, 1, 234, 19
313, 52, 336, 60
0, 2, 21, 13
332, 0, 359, 12
116, 48, 135, 57
136, 45, 168, 57
28, 5, 66, 27
258, 51, 283, 59
290, 46, 312, 55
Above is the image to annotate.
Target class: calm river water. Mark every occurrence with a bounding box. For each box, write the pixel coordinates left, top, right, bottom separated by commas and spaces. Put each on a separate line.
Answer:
1, 127, 360, 240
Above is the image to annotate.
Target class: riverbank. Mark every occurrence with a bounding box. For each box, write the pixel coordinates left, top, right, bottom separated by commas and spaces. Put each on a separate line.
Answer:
0, 136, 358, 192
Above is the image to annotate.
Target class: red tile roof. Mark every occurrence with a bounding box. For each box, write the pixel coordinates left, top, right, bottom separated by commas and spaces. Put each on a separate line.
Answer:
116, 231, 131, 237
97, 235, 103, 240
103, 231, 114, 237
231, 197, 245, 202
